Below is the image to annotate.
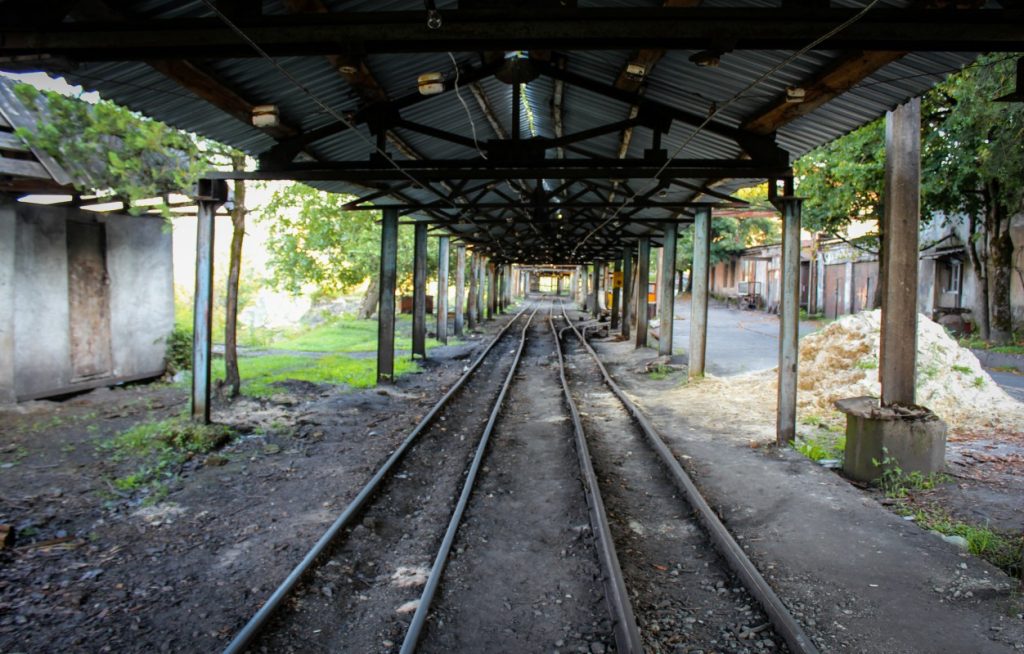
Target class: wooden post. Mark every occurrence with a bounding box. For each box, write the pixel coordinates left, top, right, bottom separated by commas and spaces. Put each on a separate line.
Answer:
191, 199, 217, 423
635, 237, 650, 348
690, 207, 711, 378
377, 207, 399, 383
611, 259, 622, 330
880, 98, 921, 406
776, 197, 803, 445
412, 221, 427, 358
477, 255, 486, 320
579, 265, 588, 308
454, 243, 466, 337
436, 236, 449, 344
659, 223, 677, 356
621, 244, 633, 339
591, 263, 601, 317
467, 250, 478, 331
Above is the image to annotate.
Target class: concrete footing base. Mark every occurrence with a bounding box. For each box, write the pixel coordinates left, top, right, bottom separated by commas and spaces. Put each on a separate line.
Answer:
835, 396, 947, 483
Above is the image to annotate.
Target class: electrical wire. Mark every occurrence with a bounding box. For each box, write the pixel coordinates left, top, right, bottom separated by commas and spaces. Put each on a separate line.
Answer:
571, 0, 886, 255
449, 52, 487, 160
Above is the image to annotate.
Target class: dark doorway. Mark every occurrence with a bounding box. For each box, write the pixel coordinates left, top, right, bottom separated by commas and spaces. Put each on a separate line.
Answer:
67, 221, 113, 381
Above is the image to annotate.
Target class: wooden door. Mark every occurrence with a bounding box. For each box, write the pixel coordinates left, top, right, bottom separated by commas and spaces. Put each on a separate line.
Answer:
823, 263, 847, 319
67, 221, 112, 381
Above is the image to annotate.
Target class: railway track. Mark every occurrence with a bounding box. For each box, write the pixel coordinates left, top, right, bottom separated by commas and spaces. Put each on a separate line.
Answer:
554, 300, 818, 654
224, 296, 817, 654
224, 303, 538, 653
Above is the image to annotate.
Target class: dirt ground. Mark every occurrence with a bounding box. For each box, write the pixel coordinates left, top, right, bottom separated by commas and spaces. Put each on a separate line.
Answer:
0, 327, 497, 653
2, 304, 1022, 653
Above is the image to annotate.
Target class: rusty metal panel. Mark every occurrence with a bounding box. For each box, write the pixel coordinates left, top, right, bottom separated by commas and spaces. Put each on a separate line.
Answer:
823, 263, 846, 320
852, 260, 879, 314
66, 221, 112, 382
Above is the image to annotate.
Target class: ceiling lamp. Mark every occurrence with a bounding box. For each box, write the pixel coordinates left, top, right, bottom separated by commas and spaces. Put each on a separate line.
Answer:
418, 72, 445, 95
786, 86, 806, 103
251, 104, 279, 128
625, 62, 647, 81
689, 50, 721, 67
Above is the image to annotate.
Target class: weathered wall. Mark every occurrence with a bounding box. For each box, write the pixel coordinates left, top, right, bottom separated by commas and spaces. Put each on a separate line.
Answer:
7, 204, 172, 400
0, 199, 16, 403
13, 204, 71, 399
105, 213, 174, 379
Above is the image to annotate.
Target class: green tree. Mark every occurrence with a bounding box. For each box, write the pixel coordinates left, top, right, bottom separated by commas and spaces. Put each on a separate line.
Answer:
793, 55, 1024, 341
676, 210, 780, 290
13, 83, 205, 211
259, 183, 435, 317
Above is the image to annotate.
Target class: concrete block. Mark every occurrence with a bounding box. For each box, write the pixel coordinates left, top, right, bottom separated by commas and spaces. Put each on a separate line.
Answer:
836, 396, 947, 483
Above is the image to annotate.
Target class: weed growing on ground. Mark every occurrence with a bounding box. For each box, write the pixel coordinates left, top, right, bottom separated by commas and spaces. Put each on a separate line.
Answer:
99, 415, 234, 504
951, 364, 972, 374
972, 375, 986, 388
794, 432, 846, 462
855, 357, 879, 370
648, 364, 672, 380
908, 506, 1023, 579
872, 450, 949, 499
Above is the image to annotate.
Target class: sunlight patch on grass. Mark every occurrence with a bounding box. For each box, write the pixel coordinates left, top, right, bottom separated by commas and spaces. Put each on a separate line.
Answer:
212, 353, 420, 397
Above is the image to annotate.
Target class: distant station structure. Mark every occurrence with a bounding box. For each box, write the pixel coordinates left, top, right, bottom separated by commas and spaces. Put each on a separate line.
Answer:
1, 0, 1021, 448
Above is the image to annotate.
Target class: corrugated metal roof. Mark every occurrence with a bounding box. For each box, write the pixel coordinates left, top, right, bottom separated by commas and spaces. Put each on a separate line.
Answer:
14, 0, 982, 261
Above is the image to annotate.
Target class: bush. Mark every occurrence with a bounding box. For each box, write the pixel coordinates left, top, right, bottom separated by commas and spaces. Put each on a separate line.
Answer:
166, 324, 192, 374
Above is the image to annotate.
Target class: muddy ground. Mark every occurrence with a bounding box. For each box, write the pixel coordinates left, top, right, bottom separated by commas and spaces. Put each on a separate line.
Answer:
1, 303, 1022, 653
0, 323, 502, 653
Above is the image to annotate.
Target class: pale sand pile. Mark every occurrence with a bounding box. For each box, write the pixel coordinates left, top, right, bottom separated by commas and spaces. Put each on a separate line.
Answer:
663, 310, 1024, 437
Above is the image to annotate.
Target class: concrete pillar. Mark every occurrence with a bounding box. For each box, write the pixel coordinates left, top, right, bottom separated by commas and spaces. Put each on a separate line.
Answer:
690, 207, 711, 378
412, 221, 427, 358
777, 198, 803, 445
655, 247, 664, 317
436, 236, 449, 345
454, 243, 466, 337
635, 237, 650, 348
191, 199, 217, 423
570, 269, 577, 300
579, 265, 588, 308
467, 251, 478, 331
556, 275, 563, 297
0, 199, 17, 404
377, 207, 399, 383
621, 244, 633, 340
611, 259, 622, 330
591, 263, 600, 317
880, 98, 921, 406
659, 223, 677, 356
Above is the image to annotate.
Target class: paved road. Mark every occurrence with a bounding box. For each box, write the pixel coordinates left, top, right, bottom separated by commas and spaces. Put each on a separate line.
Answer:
666, 296, 1024, 401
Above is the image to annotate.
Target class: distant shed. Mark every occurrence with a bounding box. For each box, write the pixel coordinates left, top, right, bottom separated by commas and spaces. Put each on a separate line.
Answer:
0, 79, 173, 403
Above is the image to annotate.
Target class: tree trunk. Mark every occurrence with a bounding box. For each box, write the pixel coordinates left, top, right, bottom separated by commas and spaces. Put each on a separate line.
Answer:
986, 187, 1013, 344
223, 153, 246, 399
966, 207, 990, 339
358, 277, 379, 319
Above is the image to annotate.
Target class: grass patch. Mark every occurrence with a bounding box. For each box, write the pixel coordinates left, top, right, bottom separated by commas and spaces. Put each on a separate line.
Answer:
212, 352, 420, 397
951, 364, 972, 374
647, 364, 672, 380
793, 432, 846, 462
959, 334, 1024, 356
909, 506, 1023, 578
99, 415, 234, 504
269, 316, 446, 353
855, 357, 878, 370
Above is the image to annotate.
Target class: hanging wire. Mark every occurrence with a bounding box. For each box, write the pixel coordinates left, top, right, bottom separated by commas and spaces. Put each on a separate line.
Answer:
448, 52, 487, 160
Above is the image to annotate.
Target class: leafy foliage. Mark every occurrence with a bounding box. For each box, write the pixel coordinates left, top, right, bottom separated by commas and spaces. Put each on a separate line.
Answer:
259, 182, 435, 297
12, 83, 206, 211
676, 213, 780, 272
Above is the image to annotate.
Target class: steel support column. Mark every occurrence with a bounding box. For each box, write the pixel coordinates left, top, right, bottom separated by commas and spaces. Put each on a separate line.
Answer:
659, 224, 677, 356
436, 236, 449, 345
880, 98, 921, 407
487, 262, 497, 319
412, 221, 427, 359
454, 243, 466, 337
467, 251, 478, 331
776, 197, 803, 445
377, 207, 399, 383
591, 264, 601, 317
579, 265, 588, 309
477, 255, 486, 320
689, 207, 712, 378
611, 259, 622, 330
621, 244, 633, 340
635, 237, 650, 348
191, 199, 217, 423
556, 275, 563, 297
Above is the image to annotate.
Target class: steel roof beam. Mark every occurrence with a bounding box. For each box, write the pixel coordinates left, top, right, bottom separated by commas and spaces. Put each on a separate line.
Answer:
3, 9, 1019, 58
